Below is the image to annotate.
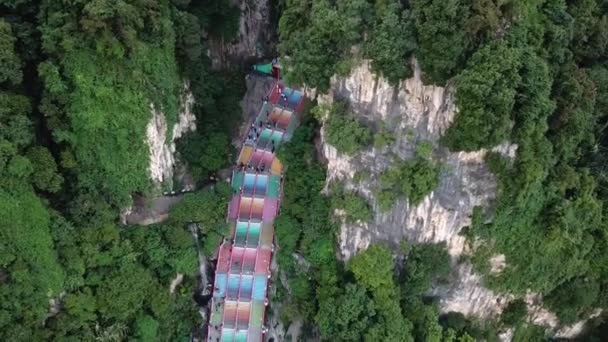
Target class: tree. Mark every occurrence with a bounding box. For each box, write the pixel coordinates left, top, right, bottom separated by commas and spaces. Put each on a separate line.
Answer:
549, 63, 597, 163
511, 324, 548, 341
544, 277, 601, 324
365, 4, 416, 84
26, 146, 63, 193
0, 189, 64, 338
401, 243, 450, 298
321, 102, 371, 155
443, 41, 522, 151
568, 0, 608, 63
378, 156, 441, 207
501, 299, 528, 326
589, 65, 608, 122
63, 288, 98, 325
349, 245, 415, 341
418, 304, 443, 342
135, 315, 160, 342
190, 0, 240, 41
96, 263, 153, 321
0, 19, 22, 85
177, 130, 232, 180
342, 192, 372, 223
162, 224, 198, 276
0, 93, 33, 149
279, 0, 370, 91
169, 183, 230, 230
275, 215, 300, 254
331, 184, 373, 223
412, 0, 472, 84
349, 244, 395, 291
458, 333, 476, 342
316, 283, 376, 340
173, 10, 202, 65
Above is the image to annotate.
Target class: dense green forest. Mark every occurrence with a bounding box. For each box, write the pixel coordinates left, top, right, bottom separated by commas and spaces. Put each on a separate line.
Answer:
1, 0, 241, 340
2, 0, 608, 340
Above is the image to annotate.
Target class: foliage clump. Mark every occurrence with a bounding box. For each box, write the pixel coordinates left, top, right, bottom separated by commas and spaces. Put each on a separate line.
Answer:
276, 119, 456, 341
364, 3, 417, 84
318, 101, 371, 155
0, 0, 245, 340
373, 122, 397, 150
278, 0, 371, 91
377, 142, 441, 211
273, 118, 339, 322
442, 42, 522, 151
331, 184, 373, 223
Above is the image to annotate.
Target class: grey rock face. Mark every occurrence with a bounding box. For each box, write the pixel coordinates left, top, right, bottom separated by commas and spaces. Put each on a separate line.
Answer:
317, 60, 590, 338
124, 84, 196, 226
318, 60, 510, 318
146, 83, 196, 187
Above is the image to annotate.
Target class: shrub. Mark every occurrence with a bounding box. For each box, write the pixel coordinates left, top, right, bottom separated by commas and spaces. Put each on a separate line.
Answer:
378, 156, 441, 207
376, 188, 398, 212
365, 4, 416, 84
332, 184, 373, 223
374, 130, 396, 150
323, 102, 371, 155
501, 299, 528, 326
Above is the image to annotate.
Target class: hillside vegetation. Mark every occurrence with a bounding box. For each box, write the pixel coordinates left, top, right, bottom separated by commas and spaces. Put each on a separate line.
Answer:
2, 0, 608, 340
0, 0, 240, 340
278, 0, 608, 338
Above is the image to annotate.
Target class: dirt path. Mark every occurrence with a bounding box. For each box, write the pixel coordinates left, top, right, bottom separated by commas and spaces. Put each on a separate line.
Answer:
124, 193, 185, 225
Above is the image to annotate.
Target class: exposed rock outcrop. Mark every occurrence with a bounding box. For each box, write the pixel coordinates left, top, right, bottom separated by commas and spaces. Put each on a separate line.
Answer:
146, 84, 196, 187
123, 84, 196, 226
317, 59, 584, 338
318, 59, 505, 317
44, 291, 66, 324
170, 273, 185, 294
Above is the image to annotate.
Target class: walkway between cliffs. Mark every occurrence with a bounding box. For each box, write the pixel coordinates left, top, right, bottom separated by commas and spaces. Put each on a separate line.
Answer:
207, 64, 305, 342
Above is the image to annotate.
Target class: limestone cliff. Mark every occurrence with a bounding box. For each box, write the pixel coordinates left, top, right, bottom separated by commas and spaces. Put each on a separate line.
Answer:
317, 60, 584, 338
146, 83, 196, 188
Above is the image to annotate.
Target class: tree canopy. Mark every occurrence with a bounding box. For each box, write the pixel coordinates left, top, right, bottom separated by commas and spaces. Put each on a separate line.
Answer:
3, 0, 608, 339
0, 0, 242, 340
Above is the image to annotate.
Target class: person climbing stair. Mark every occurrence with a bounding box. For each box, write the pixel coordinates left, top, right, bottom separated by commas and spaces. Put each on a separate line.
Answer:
208, 78, 304, 342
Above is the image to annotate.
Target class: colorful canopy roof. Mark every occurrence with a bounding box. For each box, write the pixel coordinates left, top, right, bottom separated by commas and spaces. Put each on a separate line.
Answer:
208, 81, 305, 342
